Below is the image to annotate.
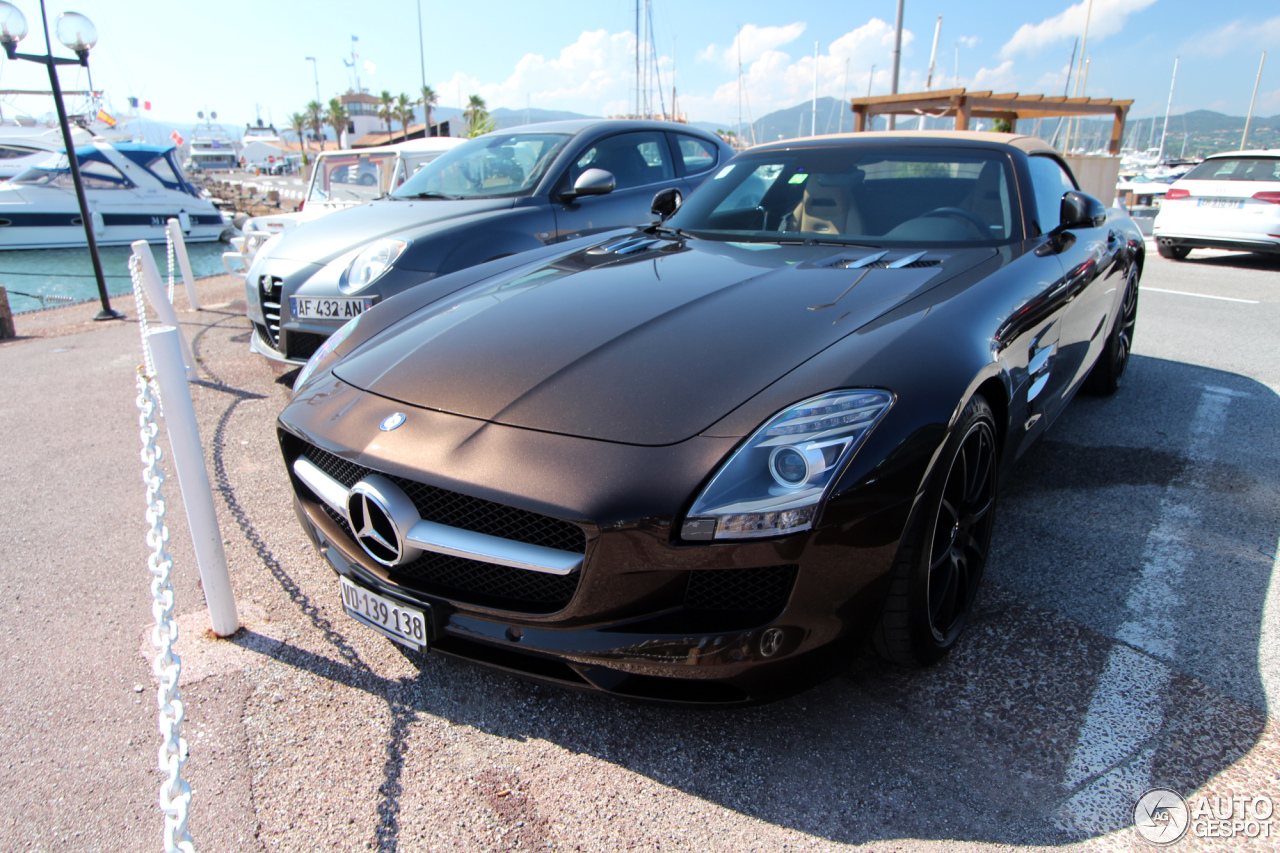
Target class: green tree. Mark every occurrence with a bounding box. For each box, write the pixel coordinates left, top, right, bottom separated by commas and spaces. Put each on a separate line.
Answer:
325, 97, 350, 149
395, 93, 415, 141
306, 100, 325, 151
464, 94, 491, 138
377, 90, 395, 136
288, 111, 309, 165
992, 117, 1014, 133
419, 85, 438, 135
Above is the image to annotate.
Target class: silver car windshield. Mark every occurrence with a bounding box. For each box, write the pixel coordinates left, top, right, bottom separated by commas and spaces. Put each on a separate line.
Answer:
390, 132, 570, 200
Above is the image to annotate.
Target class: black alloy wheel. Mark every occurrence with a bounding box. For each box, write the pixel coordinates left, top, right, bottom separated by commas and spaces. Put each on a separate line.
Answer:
873, 394, 998, 666
1085, 263, 1140, 396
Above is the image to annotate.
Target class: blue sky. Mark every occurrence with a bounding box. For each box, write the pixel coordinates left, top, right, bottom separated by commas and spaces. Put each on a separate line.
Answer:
0, 0, 1275, 129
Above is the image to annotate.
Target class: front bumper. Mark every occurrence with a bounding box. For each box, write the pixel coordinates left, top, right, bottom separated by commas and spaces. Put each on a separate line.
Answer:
278, 377, 911, 703
245, 255, 437, 364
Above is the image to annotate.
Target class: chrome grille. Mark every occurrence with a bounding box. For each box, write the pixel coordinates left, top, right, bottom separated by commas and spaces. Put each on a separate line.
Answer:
287, 437, 586, 612
258, 274, 283, 348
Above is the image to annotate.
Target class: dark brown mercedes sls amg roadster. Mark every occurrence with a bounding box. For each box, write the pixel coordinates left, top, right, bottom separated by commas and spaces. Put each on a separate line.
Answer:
278, 131, 1144, 703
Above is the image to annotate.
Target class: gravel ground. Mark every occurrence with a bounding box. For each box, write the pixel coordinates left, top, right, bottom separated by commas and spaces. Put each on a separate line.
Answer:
1, 254, 1277, 852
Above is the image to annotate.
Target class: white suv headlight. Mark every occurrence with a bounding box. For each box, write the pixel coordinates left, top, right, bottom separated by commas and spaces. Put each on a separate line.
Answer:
346, 239, 408, 292
683, 389, 895, 540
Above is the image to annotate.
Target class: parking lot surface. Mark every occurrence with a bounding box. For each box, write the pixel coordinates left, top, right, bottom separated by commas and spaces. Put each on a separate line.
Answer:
1, 245, 1277, 851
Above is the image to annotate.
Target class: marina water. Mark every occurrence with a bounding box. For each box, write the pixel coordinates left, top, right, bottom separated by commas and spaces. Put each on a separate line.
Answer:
1, 241, 232, 313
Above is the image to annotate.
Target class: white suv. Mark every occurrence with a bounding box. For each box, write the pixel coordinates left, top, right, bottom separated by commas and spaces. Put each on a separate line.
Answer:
1152, 150, 1280, 260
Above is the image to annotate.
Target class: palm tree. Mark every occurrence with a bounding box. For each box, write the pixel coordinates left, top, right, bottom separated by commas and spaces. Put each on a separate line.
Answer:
306, 100, 325, 151
325, 97, 350, 149
395, 93, 415, 141
288, 111, 309, 165
377, 90, 395, 137
464, 94, 489, 138
419, 85, 438, 135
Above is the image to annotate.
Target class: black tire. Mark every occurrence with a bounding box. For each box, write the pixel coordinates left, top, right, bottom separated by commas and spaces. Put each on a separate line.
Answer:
1157, 242, 1190, 260
873, 394, 998, 667
1084, 263, 1140, 396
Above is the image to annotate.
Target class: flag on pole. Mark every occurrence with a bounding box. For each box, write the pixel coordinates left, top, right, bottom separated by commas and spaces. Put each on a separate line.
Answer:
144, 101, 151, 111
351, 35, 358, 41
170, 129, 184, 145
96, 109, 116, 127
127, 96, 138, 108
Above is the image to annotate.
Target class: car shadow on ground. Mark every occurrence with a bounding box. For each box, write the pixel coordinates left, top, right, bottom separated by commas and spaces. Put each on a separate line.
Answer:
233, 353, 1276, 850
1176, 251, 1280, 271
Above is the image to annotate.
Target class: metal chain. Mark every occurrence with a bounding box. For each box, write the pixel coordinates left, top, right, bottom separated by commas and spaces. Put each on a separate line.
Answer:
129, 254, 157, 386
137, 370, 196, 853
165, 223, 176, 306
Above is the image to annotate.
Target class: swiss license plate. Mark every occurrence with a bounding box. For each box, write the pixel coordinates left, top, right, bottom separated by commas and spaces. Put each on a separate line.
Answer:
291, 296, 374, 320
1197, 198, 1243, 209
339, 575, 428, 651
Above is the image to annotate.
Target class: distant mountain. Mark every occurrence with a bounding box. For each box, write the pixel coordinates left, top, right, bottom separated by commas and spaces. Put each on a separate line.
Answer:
731, 98, 1279, 158
488, 107, 595, 129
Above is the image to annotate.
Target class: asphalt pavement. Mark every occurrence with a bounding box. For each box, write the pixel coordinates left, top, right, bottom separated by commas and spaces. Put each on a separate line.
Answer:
0, 245, 1277, 852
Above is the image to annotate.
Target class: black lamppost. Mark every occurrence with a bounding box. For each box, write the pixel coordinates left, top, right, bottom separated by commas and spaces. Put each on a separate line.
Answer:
0, 0, 122, 320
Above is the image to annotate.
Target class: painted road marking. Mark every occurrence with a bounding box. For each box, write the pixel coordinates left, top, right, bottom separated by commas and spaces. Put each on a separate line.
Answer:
1141, 286, 1259, 304
1056, 385, 1234, 834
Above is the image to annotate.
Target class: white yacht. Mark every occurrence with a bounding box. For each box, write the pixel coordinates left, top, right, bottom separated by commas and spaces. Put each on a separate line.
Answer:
0, 141, 230, 249
186, 123, 239, 172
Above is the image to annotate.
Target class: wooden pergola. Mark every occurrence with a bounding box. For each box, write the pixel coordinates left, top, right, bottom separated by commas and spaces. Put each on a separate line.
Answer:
849, 88, 1133, 155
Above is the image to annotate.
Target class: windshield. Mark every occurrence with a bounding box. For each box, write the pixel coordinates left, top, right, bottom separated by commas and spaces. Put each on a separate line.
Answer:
1184, 156, 1280, 182
666, 145, 1018, 246
306, 150, 400, 205
390, 132, 570, 200
12, 154, 135, 190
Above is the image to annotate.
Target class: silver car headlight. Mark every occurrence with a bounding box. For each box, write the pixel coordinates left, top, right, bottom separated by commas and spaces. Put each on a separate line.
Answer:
683, 389, 895, 540
346, 238, 408, 292
292, 314, 360, 393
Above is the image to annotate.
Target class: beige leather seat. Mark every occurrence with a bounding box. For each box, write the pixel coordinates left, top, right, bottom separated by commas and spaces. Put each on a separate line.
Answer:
793, 174, 865, 235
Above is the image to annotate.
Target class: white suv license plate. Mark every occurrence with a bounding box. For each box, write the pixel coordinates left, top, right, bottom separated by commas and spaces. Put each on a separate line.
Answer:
339, 575, 428, 651
291, 296, 374, 320
1197, 198, 1243, 209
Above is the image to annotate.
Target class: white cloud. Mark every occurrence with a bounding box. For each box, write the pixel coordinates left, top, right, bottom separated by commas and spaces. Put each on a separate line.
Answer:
957, 35, 981, 49
1186, 15, 1280, 57
698, 23, 807, 68
680, 18, 918, 123
1001, 0, 1157, 59
434, 29, 651, 114
972, 60, 1016, 91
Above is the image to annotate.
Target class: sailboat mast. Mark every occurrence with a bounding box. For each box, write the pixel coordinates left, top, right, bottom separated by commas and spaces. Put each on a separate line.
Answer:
812, 41, 818, 137
919, 15, 942, 130
1158, 56, 1179, 162
1242, 52, 1267, 150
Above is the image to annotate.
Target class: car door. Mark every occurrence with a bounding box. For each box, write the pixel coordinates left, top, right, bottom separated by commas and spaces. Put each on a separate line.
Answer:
549, 131, 684, 241
1025, 154, 1116, 401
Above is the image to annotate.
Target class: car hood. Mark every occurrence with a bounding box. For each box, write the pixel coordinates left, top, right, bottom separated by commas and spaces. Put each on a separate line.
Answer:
266, 196, 516, 264
333, 236, 995, 445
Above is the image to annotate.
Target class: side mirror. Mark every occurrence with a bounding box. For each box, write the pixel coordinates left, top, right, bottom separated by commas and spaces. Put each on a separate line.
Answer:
1058, 190, 1107, 230
563, 168, 615, 200
651, 187, 682, 221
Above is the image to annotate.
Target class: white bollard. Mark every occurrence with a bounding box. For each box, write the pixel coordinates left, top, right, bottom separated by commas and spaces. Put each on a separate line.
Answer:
131, 240, 197, 381
147, 326, 239, 637
166, 218, 201, 311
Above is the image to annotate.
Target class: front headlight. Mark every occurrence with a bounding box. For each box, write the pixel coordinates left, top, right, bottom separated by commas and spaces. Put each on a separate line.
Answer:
346, 238, 408, 292
292, 314, 360, 393
683, 389, 895, 540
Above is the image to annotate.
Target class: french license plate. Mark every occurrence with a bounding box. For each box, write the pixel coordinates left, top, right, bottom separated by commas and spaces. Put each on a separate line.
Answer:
339, 575, 428, 651
1197, 198, 1243, 209
291, 296, 374, 320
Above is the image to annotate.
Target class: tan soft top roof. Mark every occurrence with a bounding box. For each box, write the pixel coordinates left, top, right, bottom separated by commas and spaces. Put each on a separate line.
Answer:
760, 129, 1062, 157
